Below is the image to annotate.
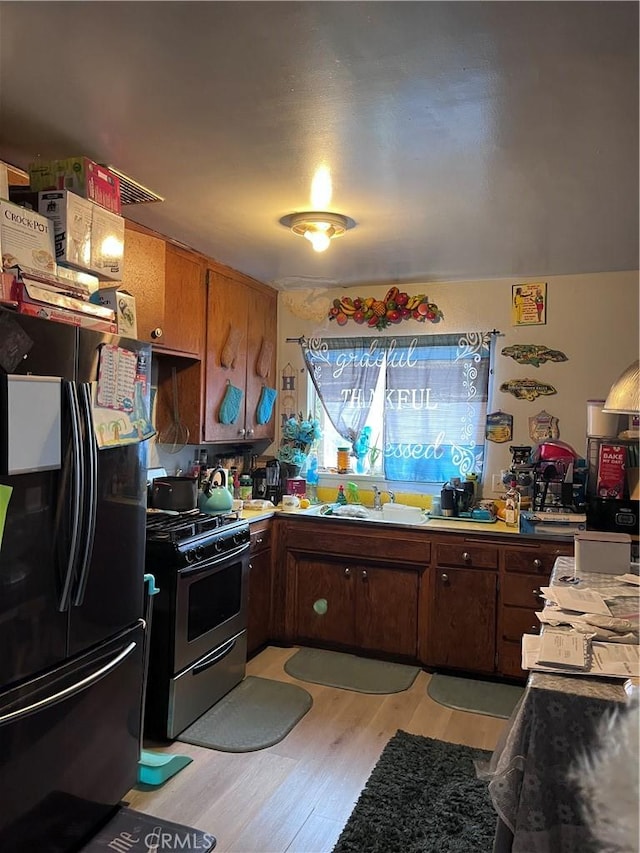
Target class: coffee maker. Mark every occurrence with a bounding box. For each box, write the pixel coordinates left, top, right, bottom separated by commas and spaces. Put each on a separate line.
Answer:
251, 467, 267, 500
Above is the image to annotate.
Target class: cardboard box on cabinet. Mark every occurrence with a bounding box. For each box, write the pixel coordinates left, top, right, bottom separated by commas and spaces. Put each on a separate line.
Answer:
0, 200, 57, 280
90, 205, 124, 280
28, 156, 121, 214
37, 190, 92, 271
91, 286, 137, 337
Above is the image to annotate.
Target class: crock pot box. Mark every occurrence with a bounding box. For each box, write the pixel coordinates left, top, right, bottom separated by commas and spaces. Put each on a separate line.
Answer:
28, 157, 121, 214
0, 200, 57, 280
90, 286, 137, 338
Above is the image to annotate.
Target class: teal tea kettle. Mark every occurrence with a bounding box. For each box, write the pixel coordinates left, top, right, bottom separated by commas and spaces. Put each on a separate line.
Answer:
198, 475, 233, 514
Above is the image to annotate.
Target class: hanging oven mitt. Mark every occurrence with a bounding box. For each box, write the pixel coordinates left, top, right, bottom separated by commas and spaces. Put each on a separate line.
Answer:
218, 382, 243, 424
256, 386, 277, 425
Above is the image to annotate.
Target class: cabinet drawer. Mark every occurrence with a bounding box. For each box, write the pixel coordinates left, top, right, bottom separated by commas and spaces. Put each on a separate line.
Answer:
503, 544, 572, 574
499, 640, 528, 681
502, 606, 539, 642
250, 523, 271, 554
502, 573, 545, 608
435, 542, 498, 569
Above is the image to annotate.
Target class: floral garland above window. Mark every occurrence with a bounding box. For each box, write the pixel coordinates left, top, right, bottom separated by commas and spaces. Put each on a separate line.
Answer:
328, 287, 443, 331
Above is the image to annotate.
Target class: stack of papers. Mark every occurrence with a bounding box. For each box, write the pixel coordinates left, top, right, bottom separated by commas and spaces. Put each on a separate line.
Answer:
522, 634, 639, 678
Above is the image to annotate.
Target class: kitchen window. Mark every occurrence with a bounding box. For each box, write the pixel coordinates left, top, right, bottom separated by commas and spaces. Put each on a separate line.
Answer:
302, 332, 495, 484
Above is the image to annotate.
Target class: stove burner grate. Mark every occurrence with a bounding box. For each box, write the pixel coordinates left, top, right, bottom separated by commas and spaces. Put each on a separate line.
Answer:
146, 509, 240, 542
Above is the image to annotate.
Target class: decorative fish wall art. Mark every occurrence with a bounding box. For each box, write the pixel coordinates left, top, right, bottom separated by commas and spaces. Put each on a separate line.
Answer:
501, 344, 568, 367
500, 379, 557, 401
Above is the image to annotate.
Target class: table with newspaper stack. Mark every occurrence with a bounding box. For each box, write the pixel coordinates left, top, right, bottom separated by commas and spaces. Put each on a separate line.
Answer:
481, 556, 639, 853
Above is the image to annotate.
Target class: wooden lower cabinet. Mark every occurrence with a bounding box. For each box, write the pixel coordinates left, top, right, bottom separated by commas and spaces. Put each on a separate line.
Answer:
422, 566, 497, 673
292, 555, 419, 658
246, 521, 272, 657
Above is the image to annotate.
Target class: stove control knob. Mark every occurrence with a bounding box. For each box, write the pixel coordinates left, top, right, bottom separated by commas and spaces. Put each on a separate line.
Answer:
233, 532, 245, 547
194, 546, 205, 561
213, 539, 224, 553
184, 549, 196, 564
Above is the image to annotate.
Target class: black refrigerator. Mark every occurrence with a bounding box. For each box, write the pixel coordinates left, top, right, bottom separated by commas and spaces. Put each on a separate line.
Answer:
0, 307, 151, 852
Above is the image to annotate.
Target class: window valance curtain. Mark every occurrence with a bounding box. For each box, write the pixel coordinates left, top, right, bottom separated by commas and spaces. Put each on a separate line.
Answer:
302, 332, 494, 483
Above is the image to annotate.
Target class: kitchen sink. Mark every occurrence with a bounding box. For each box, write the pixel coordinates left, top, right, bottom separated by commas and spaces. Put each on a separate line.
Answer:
304, 503, 429, 526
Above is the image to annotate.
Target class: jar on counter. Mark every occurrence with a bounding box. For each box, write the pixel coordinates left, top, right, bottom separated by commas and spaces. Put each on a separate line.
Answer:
337, 447, 350, 474
239, 475, 253, 501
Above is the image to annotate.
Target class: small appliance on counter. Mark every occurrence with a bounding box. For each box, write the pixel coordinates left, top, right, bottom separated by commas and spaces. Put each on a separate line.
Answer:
264, 459, 283, 506
585, 433, 639, 535
251, 466, 267, 500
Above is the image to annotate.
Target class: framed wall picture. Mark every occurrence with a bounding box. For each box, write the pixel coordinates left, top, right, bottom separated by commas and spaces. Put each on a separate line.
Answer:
512, 282, 547, 326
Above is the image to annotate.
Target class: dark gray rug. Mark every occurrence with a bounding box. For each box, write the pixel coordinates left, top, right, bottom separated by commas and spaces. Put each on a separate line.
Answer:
333, 730, 496, 853
427, 673, 524, 719
177, 676, 312, 752
81, 807, 215, 851
284, 647, 420, 694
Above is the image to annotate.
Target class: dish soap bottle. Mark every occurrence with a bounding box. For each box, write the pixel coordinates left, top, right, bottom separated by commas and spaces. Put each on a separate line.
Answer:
504, 479, 521, 528
336, 484, 348, 506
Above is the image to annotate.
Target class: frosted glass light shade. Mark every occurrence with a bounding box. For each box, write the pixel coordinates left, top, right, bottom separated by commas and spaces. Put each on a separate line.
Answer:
603, 360, 640, 414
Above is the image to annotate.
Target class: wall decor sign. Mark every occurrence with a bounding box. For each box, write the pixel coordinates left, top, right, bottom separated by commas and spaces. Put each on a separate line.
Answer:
328, 287, 443, 331
501, 343, 567, 367
512, 282, 546, 326
500, 378, 557, 401
529, 409, 560, 442
485, 411, 513, 443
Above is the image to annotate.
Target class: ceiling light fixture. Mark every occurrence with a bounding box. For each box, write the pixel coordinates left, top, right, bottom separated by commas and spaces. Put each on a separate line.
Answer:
280, 211, 355, 253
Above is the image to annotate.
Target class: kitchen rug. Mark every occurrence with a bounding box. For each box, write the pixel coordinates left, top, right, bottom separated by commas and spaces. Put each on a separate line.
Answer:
284, 647, 420, 694
177, 676, 312, 752
81, 806, 216, 851
427, 673, 524, 719
332, 731, 494, 853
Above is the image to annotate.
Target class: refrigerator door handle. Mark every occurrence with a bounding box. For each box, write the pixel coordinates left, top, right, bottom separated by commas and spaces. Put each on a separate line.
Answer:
59, 380, 85, 612
72, 382, 98, 607
0, 641, 137, 726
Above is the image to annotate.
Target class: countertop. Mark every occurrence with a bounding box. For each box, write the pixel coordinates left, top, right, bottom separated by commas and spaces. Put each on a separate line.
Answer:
238, 505, 564, 539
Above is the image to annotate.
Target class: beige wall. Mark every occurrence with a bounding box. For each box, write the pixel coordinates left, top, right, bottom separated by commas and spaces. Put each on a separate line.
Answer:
276, 270, 639, 495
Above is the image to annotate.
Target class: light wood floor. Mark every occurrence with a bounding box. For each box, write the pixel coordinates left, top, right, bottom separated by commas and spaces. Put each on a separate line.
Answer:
126, 646, 507, 853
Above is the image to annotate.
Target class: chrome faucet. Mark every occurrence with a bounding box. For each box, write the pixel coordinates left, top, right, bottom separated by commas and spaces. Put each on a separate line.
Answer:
372, 486, 395, 509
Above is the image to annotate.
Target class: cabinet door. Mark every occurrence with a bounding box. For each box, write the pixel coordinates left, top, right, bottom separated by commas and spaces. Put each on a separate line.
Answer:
247, 548, 272, 657
162, 245, 206, 356
244, 285, 278, 442
428, 568, 497, 673
294, 557, 356, 647
356, 566, 418, 658
204, 270, 250, 441
121, 225, 166, 344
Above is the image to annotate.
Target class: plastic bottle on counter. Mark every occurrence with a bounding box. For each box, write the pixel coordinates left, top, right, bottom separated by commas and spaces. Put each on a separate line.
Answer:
504, 479, 521, 528
306, 454, 319, 503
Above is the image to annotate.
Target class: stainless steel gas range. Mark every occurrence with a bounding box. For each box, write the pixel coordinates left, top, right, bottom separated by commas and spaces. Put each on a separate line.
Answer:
144, 509, 250, 739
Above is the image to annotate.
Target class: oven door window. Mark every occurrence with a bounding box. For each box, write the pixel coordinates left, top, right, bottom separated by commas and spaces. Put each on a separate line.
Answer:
187, 560, 242, 642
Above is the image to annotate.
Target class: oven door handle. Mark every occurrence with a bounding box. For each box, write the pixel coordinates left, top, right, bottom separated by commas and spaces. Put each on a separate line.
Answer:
178, 540, 250, 576
192, 635, 240, 674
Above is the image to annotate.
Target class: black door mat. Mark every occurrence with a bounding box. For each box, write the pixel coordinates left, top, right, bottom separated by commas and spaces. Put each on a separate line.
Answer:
427, 672, 524, 719
81, 806, 216, 851
177, 675, 312, 752
284, 647, 420, 694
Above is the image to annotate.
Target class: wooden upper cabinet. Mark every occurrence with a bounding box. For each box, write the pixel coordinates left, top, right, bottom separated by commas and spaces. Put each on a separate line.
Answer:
204, 268, 277, 443
163, 245, 206, 356
120, 222, 206, 357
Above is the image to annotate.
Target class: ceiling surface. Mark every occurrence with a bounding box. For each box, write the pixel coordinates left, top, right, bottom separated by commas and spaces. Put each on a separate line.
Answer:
0, 1, 638, 290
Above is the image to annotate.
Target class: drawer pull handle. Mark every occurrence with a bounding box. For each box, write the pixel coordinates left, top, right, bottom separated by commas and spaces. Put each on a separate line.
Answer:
462, 552, 471, 562
256, 537, 263, 544
441, 573, 449, 582
533, 558, 542, 569
362, 570, 368, 580
344, 568, 351, 577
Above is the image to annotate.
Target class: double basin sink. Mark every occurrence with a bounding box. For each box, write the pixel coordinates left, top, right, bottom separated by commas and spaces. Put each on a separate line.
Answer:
306, 502, 429, 526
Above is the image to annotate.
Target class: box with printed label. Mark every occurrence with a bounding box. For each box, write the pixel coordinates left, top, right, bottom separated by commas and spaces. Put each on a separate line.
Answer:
28, 157, 121, 214
91, 286, 137, 338
596, 443, 627, 499
0, 200, 57, 280
37, 190, 92, 271
89, 206, 124, 280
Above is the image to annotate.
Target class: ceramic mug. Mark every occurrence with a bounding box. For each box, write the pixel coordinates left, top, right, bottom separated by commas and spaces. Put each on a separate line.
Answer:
282, 494, 301, 510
